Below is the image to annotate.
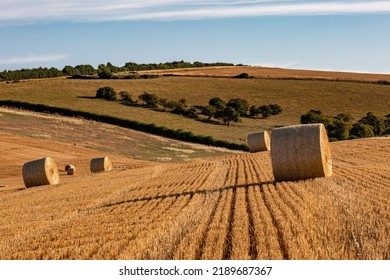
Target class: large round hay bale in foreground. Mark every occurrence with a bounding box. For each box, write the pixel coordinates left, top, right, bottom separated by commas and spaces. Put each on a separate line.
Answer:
247, 131, 270, 153
271, 123, 332, 182
90, 157, 112, 173
22, 157, 60, 188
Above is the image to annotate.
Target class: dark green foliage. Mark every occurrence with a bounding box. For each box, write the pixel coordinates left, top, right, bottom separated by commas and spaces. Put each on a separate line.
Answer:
201, 105, 217, 119
233, 72, 250, 79
376, 80, 390, 85
300, 109, 331, 126
226, 98, 249, 116
334, 113, 353, 123
171, 104, 186, 115
178, 98, 188, 107
350, 123, 375, 138
62, 65, 80, 76
96, 87, 118, 101
0, 100, 248, 151
75, 64, 97, 75
209, 97, 226, 110
214, 107, 241, 126
258, 105, 272, 119
327, 118, 352, 140
183, 107, 199, 119
0, 67, 63, 81
269, 104, 282, 115
119, 91, 134, 104
358, 112, 385, 136
249, 105, 261, 117
385, 114, 390, 128
138, 92, 159, 108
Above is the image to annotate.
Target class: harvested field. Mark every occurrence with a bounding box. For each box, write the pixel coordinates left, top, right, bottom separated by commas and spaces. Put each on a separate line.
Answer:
0, 132, 389, 260
137, 65, 390, 82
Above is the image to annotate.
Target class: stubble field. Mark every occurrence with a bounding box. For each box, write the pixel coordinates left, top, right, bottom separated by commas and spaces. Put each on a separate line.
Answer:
0, 130, 389, 259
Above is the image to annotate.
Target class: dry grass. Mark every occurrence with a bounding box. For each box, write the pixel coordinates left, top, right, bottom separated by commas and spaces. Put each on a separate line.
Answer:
1, 68, 389, 145
0, 132, 389, 260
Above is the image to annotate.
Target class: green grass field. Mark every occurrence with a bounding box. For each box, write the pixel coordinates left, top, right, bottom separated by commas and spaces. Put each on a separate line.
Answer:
1, 75, 389, 144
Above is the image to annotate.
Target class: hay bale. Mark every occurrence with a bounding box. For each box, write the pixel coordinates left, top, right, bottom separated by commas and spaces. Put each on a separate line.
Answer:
247, 131, 270, 153
271, 123, 332, 182
22, 157, 60, 188
90, 156, 112, 173
67, 166, 76, 175
65, 164, 74, 172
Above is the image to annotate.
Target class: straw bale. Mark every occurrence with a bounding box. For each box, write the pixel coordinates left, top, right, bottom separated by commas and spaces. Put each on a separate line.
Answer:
22, 157, 60, 188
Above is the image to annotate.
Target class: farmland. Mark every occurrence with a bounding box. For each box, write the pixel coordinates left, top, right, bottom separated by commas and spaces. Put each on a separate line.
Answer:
0, 130, 389, 259
1, 66, 390, 145
0, 66, 389, 260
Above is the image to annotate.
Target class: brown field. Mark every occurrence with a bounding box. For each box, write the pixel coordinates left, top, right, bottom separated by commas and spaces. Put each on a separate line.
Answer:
138, 65, 390, 81
1, 67, 390, 145
0, 129, 389, 260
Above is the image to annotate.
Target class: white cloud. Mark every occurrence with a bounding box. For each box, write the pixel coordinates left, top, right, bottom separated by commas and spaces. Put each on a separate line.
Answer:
0, 54, 68, 65
0, 1, 390, 23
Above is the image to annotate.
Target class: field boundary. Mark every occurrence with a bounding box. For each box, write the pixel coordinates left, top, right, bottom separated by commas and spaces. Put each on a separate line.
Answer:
0, 100, 249, 151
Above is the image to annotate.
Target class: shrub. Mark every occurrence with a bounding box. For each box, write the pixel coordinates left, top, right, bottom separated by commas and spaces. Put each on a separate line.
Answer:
139, 92, 159, 108
226, 98, 249, 116
96, 87, 118, 101
350, 123, 374, 138
183, 107, 199, 119
249, 105, 261, 117
269, 104, 282, 115
233, 72, 250, 79
209, 97, 226, 110
119, 91, 134, 104
258, 105, 272, 119
201, 105, 217, 119
358, 112, 385, 136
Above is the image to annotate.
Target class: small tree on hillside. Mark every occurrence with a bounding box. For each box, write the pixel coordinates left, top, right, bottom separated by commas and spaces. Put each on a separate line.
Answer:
358, 112, 385, 136
226, 98, 249, 116
209, 97, 226, 110
214, 107, 240, 126
258, 105, 272, 119
201, 105, 217, 119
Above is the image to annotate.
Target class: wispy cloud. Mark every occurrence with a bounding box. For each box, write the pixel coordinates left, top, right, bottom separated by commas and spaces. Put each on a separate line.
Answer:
1, 1, 390, 24
0, 54, 68, 65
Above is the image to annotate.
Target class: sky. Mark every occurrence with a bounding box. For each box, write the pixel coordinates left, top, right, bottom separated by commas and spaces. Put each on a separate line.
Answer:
1, 0, 390, 73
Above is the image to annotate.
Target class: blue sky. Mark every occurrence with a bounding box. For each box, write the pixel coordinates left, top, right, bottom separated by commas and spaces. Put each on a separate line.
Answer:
1, 0, 390, 73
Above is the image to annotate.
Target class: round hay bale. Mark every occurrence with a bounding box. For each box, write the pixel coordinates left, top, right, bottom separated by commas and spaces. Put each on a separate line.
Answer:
270, 123, 332, 182
90, 156, 112, 173
22, 157, 60, 188
65, 164, 74, 172
247, 131, 270, 153
67, 166, 76, 175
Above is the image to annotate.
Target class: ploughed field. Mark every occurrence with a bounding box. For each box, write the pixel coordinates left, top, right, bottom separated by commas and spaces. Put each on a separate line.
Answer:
0, 131, 389, 260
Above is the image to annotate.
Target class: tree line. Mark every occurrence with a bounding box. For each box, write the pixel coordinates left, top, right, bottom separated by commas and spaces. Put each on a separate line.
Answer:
0, 61, 235, 81
95, 87, 282, 126
301, 110, 390, 141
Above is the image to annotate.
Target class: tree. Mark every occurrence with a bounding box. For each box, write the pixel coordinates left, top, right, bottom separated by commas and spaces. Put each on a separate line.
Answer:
327, 118, 352, 140
350, 123, 374, 138
62, 65, 80, 76
300, 109, 331, 126
201, 105, 217, 119
214, 107, 240, 126
358, 112, 385, 136
183, 107, 199, 119
209, 97, 226, 110
226, 98, 249, 116
138, 92, 159, 108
